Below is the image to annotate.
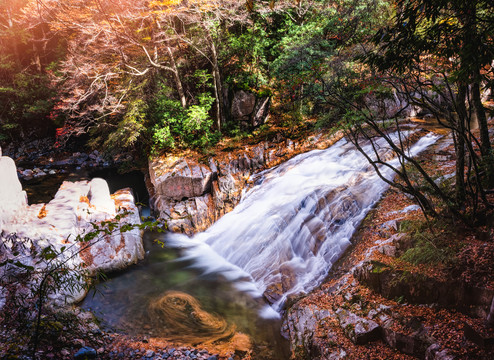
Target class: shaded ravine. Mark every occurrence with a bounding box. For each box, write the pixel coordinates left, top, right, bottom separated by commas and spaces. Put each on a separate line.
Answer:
166, 133, 439, 310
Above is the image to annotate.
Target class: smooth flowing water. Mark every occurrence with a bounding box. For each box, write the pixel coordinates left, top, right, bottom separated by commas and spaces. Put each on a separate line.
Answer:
82, 232, 289, 358
78, 132, 436, 355
166, 133, 439, 310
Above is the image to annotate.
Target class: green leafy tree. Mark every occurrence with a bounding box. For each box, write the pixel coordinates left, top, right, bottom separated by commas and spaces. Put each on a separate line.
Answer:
149, 72, 219, 153
369, 0, 494, 194
270, 0, 392, 121
317, 0, 493, 223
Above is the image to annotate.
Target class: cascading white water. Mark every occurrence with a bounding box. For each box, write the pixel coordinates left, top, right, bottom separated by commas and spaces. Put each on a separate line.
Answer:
167, 132, 439, 314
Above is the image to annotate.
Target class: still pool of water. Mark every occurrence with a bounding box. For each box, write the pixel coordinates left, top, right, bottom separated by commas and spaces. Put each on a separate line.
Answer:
81, 231, 290, 358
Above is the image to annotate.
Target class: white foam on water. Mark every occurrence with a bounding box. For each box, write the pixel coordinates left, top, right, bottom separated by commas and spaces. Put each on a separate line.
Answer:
167, 132, 439, 314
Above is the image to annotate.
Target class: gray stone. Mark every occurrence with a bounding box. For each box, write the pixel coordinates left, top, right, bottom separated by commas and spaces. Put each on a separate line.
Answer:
487, 295, 494, 327
149, 159, 213, 201
209, 158, 218, 176
400, 204, 421, 213
425, 344, 455, 360
382, 318, 434, 357
326, 349, 347, 360
379, 244, 397, 257
434, 172, 456, 185
283, 304, 331, 352
74, 346, 97, 359
252, 96, 270, 127
432, 154, 452, 162
335, 308, 381, 345
231, 90, 256, 121
22, 169, 34, 177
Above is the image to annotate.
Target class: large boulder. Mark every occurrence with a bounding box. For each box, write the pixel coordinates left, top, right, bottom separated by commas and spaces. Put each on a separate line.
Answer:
231, 90, 256, 121
0, 156, 28, 232
230, 90, 270, 128
0, 156, 143, 304
149, 158, 213, 201
84, 188, 144, 274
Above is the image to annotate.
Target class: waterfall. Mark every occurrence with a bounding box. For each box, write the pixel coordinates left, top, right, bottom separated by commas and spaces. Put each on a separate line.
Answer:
166, 133, 439, 314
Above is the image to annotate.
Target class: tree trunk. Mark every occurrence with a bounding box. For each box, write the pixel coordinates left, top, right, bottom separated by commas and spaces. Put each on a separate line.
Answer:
166, 46, 186, 108
210, 40, 225, 131
156, 20, 186, 108
455, 84, 468, 206
472, 71, 491, 158
212, 69, 221, 131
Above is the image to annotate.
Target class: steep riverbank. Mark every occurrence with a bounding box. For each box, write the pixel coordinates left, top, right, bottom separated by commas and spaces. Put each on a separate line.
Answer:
147, 129, 345, 234
283, 123, 494, 359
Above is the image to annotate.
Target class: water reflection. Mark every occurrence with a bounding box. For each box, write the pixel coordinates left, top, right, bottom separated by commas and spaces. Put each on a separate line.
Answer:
148, 291, 235, 343
82, 232, 289, 358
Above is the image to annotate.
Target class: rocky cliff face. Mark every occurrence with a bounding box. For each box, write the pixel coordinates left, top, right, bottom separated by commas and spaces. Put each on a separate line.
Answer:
147, 131, 344, 234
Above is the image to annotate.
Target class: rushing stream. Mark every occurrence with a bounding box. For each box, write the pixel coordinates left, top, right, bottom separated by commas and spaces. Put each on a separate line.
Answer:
25, 132, 438, 356
165, 132, 439, 311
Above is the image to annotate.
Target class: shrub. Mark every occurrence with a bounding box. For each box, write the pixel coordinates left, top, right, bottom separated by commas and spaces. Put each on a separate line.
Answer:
149, 85, 220, 153
0, 214, 162, 358
400, 239, 454, 265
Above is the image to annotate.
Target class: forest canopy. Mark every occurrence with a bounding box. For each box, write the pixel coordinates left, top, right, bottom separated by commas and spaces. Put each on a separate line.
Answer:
0, 0, 391, 153
1, 0, 493, 222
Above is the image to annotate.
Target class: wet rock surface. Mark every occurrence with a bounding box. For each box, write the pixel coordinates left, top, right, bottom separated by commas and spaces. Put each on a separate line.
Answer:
282, 129, 494, 359
148, 131, 344, 234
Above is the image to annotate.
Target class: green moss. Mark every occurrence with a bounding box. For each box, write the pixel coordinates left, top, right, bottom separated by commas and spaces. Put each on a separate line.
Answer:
400, 239, 454, 265
293, 345, 311, 360
370, 260, 391, 274
345, 323, 355, 333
